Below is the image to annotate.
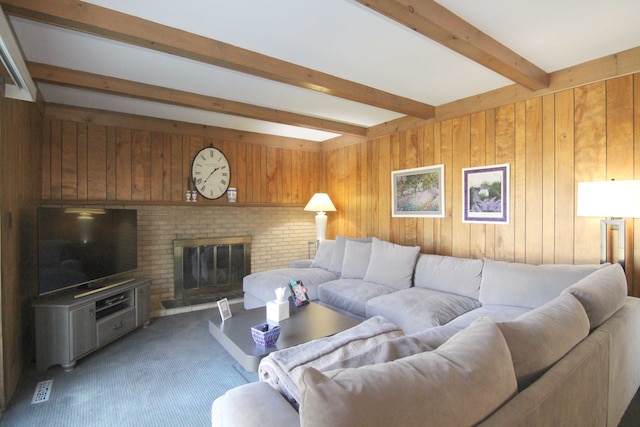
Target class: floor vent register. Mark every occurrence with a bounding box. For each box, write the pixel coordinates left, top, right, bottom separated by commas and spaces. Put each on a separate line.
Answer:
31, 380, 53, 404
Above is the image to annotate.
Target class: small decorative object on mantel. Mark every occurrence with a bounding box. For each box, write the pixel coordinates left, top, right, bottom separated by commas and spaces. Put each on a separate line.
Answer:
289, 280, 309, 307
217, 297, 232, 321
267, 286, 289, 322
185, 177, 197, 203
227, 187, 237, 203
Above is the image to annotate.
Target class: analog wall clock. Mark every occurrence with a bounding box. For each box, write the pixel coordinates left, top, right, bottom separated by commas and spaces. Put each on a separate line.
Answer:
191, 146, 231, 200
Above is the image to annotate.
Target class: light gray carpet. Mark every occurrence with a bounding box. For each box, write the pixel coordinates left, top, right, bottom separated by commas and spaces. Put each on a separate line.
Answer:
0, 309, 257, 427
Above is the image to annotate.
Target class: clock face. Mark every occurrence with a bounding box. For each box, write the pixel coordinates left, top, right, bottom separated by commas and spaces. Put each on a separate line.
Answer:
191, 147, 231, 200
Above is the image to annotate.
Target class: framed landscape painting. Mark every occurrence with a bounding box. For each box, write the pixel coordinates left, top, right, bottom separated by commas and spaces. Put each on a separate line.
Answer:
462, 163, 510, 224
392, 164, 444, 218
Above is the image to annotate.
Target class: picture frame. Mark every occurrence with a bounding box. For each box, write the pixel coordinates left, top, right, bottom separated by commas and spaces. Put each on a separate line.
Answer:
462, 163, 510, 224
217, 297, 232, 321
289, 280, 309, 307
391, 164, 445, 218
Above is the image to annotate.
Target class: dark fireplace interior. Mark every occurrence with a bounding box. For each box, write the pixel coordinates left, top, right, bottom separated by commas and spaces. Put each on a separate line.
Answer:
165, 237, 251, 308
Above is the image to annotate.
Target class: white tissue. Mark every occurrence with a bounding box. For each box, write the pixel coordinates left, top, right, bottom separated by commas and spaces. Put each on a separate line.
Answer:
275, 286, 287, 303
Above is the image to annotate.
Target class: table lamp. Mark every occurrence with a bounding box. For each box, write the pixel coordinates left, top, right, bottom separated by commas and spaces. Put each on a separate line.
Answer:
304, 193, 336, 241
577, 180, 640, 270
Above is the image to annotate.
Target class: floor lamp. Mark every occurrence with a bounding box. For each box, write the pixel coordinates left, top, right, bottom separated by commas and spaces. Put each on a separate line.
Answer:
577, 180, 640, 270
304, 193, 336, 241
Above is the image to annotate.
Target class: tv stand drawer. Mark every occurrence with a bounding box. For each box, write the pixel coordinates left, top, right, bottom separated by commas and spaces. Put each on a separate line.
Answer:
97, 307, 135, 347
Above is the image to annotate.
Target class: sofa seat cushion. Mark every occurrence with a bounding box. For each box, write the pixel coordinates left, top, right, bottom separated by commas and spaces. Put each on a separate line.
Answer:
497, 293, 590, 389
212, 382, 300, 427
365, 288, 481, 334
243, 268, 339, 309
414, 254, 484, 299
318, 279, 396, 318
479, 259, 603, 309
298, 316, 518, 427
446, 305, 530, 329
561, 263, 628, 329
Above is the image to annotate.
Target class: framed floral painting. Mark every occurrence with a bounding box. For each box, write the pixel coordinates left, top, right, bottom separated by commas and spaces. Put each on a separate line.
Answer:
391, 164, 445, 218
462, 163, 510, 224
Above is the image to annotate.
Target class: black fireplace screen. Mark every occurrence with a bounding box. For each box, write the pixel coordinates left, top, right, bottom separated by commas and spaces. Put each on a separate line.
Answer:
173, 237, 251, 299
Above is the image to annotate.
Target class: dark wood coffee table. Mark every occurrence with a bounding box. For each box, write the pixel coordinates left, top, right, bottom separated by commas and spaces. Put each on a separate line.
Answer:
208, 301, 360, 371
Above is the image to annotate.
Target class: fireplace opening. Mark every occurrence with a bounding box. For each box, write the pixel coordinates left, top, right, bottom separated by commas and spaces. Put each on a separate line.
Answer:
173, 237, 251, 301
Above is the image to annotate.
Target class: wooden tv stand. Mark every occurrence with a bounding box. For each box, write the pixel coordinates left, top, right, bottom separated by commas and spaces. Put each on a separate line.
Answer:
33, 277, 151, 372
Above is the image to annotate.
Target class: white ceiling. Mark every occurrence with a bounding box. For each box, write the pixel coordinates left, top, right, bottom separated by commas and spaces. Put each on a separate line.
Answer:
6, 0, 640, 141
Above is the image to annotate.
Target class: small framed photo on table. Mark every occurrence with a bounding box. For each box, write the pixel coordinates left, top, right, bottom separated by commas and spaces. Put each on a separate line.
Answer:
289, 280, 309, 307
217, 298, 232, 321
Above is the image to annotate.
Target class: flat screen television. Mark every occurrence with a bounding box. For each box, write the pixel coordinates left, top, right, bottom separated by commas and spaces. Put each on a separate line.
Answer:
37, 207, 138, 296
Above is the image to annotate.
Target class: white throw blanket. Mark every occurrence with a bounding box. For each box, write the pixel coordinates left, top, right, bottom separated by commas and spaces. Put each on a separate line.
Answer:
258, 316, 403, 405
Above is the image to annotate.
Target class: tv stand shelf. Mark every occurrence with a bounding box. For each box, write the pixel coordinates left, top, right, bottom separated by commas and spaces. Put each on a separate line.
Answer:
33, 277, 151, 372
95, 291, 131, 319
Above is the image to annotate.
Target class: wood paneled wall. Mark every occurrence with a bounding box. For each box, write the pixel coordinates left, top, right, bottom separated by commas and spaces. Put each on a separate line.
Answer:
39, 74, 640, 300
41, 119, 324, 205
325, 74, 640, 297
0, 97, 43, 410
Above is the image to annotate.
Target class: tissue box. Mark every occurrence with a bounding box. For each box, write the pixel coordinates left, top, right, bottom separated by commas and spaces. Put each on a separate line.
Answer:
266, 299, 289, 322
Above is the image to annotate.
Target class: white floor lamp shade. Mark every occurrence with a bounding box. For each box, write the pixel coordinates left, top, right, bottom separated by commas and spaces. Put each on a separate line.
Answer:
304, 193, 336, 241
577, 180, 640, 270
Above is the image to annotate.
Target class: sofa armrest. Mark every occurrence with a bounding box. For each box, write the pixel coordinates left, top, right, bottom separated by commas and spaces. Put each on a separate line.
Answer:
289, 259, 313, 268
212, 382, 300, 427
477, 331, 608, 427
591, 297, 640, 426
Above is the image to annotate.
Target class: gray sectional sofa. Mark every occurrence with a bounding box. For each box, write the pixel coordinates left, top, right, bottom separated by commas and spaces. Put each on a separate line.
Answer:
214, 236, 640, 426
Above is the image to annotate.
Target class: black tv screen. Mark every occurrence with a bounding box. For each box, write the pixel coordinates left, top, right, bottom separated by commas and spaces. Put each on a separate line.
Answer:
38, 207, 138, 296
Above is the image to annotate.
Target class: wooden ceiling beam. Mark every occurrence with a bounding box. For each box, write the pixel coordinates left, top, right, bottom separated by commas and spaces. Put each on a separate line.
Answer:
355, 0, 550, 91
1, 0, 435, 120
28, 62, 367, 137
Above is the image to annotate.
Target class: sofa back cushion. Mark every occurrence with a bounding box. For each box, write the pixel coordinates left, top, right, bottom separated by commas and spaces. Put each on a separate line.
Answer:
414, 254, 483, 299
561, 262, 628, 329
363, 238, 420, 290
328, 235, 347, 274
298, 316, 517, 427
310, 240, 335, 270
497, 293, 590, 389
479, 259, 602, 308
340, 239, 372, 279
327, 235, 374, 276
